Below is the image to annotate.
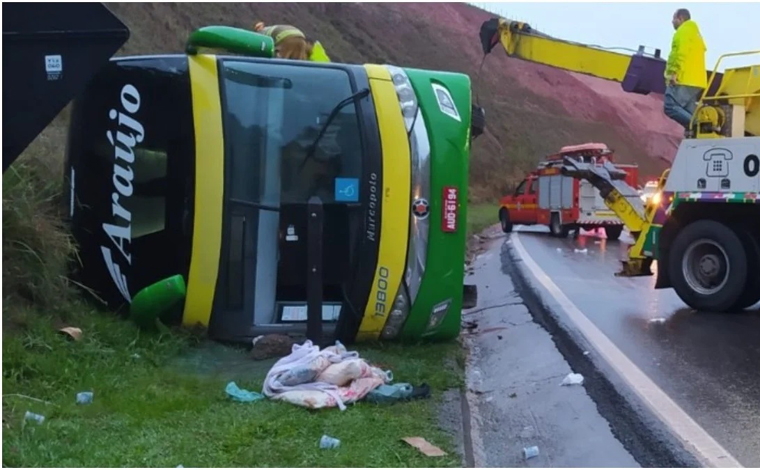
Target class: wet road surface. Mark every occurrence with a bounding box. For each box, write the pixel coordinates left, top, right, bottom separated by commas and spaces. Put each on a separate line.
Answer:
463, 237, 640, 468
509, 226, 760, 467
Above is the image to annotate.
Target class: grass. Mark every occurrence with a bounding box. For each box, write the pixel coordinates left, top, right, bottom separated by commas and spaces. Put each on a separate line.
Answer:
2, 150, 464, 468
467, 203, 500, 238
2, 305, 465, 467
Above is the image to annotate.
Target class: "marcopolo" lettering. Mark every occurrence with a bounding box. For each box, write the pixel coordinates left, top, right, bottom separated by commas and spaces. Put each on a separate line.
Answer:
100, 84, 144, 303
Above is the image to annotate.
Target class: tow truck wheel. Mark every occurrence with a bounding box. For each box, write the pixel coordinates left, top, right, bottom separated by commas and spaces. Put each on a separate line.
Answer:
732, 229, 760, 310
669, 220, 748, 312
550, 213, 569, 238
499, 209, 513, 233
605, 225, 623, 241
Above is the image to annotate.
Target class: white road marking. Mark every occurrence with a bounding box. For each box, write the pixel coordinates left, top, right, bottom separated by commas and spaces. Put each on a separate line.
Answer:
512, 232, 742, 468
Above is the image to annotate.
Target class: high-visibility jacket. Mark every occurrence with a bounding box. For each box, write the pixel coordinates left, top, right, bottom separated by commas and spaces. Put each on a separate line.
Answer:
665, 19, 707, 89
257, 24, 331, 63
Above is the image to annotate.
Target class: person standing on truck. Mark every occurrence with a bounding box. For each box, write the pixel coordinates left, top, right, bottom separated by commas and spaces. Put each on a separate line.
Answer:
663, 8, 707, 134
253, 22, 331, 62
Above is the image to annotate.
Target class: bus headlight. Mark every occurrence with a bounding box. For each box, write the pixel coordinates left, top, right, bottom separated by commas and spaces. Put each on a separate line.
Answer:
381, 65, 430, 340
387, 65, 419, 132
381, 290, 410, 340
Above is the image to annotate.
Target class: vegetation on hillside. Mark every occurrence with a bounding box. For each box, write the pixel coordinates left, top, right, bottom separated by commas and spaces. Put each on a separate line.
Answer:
2, 4, 680, 464
2, 1, 676, 326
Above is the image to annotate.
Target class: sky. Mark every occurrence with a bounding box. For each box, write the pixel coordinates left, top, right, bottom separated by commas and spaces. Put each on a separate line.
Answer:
472, 2, 759, 71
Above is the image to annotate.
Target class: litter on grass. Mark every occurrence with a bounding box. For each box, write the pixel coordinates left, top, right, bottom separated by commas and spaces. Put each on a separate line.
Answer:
225, 382, 264, 403
24, 411, 45, 424
319, 435, 341, 449
402, 437, 447, 457
262, 340, 392, 410
76, 391, 93, 405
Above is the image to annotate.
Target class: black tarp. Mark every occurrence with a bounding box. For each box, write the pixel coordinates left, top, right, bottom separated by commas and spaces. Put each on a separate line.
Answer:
3, 2, 129, 171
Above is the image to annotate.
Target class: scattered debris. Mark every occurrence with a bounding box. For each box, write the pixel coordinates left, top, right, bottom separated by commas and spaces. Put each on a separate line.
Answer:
24, 411, 45, 424
58, 326, 83, 341
648, 317, 667, 324
524, 445, 540, 460
319, 434, 341, 449
366, 382, 431, 404
263, 340, 392, 410
560, 372, 585, 386
509, 392, 517, 398
574, 248, 588, 254
225, 382, 264, 403
3, 394, 56, 407
250, 334, 298, 361
76, 391, 93, 405
519, 425, 536, 439
402, 437, 447, 457
464, 326, 507, 337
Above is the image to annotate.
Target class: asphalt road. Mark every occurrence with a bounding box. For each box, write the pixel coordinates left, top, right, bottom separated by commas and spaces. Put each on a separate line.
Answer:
463, 235, 639, 468
509, 225, 760, 467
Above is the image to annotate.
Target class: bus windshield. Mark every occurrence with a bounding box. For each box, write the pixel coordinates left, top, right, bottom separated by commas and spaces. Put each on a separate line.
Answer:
215, 59, 365, 326
219, 60, 363, 206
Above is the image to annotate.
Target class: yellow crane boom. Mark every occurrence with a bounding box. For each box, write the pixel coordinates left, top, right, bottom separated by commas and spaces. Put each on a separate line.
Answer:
479, 17, 759, 137
479, 16, 760, 278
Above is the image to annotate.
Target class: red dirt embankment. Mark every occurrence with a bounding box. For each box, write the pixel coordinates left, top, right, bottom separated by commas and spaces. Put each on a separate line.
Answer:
107, 1, 682, 200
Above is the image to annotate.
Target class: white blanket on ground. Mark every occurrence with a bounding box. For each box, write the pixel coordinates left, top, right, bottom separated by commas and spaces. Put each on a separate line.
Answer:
262, 340, 391, 410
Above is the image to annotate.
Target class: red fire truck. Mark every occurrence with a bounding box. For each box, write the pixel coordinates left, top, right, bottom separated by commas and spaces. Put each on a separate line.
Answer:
498, 143, 640, 240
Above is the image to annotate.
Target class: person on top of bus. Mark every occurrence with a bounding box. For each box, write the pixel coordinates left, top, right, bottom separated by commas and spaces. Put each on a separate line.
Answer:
253, 22, 331, 62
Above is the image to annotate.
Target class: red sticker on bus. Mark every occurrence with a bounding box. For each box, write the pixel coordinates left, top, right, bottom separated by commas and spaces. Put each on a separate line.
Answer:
442, 186, 458, 233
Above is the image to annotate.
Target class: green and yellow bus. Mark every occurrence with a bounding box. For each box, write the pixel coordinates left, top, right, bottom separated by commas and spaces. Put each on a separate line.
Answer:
64, 27, 479, 344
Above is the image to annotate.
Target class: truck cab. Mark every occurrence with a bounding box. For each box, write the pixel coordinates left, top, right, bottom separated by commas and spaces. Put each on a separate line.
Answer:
499, 173, 539, 229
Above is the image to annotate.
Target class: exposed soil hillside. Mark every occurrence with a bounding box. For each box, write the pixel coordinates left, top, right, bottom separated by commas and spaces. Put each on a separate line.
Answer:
19, 2, 682, 202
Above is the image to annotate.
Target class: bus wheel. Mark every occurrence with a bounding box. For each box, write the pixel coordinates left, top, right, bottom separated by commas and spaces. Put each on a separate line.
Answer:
605, 225, 623, 241
669, 220, 748, 312
550, 213, 569, 238
732, 228, 760, 310
499, 209, 513, 233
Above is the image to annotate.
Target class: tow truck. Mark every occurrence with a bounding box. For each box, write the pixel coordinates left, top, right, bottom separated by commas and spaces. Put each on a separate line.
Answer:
5, 3, 483, 346
499, 142, 639, 240
480, 17, 760, 312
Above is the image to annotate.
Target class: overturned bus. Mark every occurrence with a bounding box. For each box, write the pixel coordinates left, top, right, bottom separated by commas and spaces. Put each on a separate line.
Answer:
64, 26, 481, 344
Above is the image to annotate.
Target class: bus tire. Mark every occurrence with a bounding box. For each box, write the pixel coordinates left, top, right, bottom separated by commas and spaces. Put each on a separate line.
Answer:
732, 229, 760, 310
669, 220, 748, 312
499, 208, 513, 233
550, 213, 569, 238
605, 225, 623, 241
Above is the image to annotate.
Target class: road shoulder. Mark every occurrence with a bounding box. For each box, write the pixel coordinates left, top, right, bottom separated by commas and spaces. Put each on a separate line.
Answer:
462, 233, 639, 467
505, 230, 707, 467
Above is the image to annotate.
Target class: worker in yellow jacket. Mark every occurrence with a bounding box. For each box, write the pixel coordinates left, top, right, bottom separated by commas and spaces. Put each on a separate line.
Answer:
663, 8, 707, 133
254, 22, 331, 62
